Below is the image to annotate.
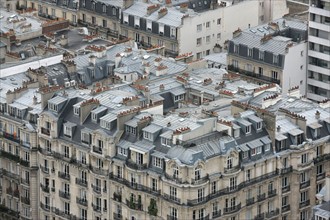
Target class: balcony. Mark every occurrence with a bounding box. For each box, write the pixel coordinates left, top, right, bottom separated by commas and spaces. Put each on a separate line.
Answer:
228, 65, 280, 84
92, 204, 101, 212
41, 127, 50, 136
164, 173, 187, 184
76, 197, 88, 206
21, 178, 30, 185
58, 171, 70, 181
265, 208, 279, 218
167, 215, 178, 220
40, 183, 50, 193
126, 159, 148, 170
196, 215, 209, 220
92, 145, 102, 154
113, 192, 122, 202
163, 193, 181, 205
187, 196, 209, 206
282, 185, 290, 193
314, 153, 330, 164
2, 169, 20, 181
224, 164, 240, 174
0, 205, 20, 218
13, 189, 20, 198
246, 197, 255, 206
0, 150, 20, 163
21, 196, 30, 205
109, 173, 161, 196
20, 160, 30, 167
299, 200, 310, 208
254, 213, 265, 220
165, 49, 179, 58
40, 165, 49, 174
76, 178, 88, 187
2, 132, 20, 144
40, 202, 50, 212
212, 210, 221, 218
223, 203, 241, 215
257, 193, 266, 202
113, 213, 123, 220
6, 187, 13, 195
125, 199, 143, 211
282, 205, 290, 213
91, 184, 101, 194
280, 166, 293, 175
191, 175, 209, 185
300, 180, 310, 189
268, 189, 277, 198
90, 166, 108, 176
317, 172, 326, 181
59, 191, 70, 200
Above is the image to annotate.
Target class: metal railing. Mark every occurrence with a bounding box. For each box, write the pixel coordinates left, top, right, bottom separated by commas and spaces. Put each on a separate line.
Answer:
76, 197, 88, 206
58, 171, 70, 181
59, 190, 70, 200
75, 178, 88, 187
300, 180, 310, 189
223, 203, 241, 215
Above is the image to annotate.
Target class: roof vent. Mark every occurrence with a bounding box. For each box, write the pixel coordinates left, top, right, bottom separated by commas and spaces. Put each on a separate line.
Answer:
277, 125, 281, 132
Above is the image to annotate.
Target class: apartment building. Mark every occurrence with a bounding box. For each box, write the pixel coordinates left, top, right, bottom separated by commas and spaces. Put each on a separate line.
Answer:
313, 173, 330, 220
121, 0, 259, 60
306, 0, 330, 102
227, 18, 308, 95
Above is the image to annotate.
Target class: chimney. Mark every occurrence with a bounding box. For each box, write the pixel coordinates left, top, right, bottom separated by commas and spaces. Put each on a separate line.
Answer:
89, 55, 96, 66
80, 99, 100, 124
123, 0, 134, 9
33, 95, 37, 105
60, 34, 68, 47
180, 3, 188, 12
315, 110, 320, 120
145, 86, 150, 104
277, 125, 281, 132
115, 53, 122, 68
159, 84, 164, 91
158, 8, 168, 19
167, 122, 171, 127
233, 112, 241, 119
145, 63, 150, 75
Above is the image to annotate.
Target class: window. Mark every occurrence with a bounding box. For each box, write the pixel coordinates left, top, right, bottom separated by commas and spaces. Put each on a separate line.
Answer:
136, 152, 143, 165
204, 36, 211, 44
72, 15, 76, 23
197, 38, 202, 46
197, 52, 202, 59
206, 21, 210, 28
256, 146, 261, 154
259, 51, 264, 60
227, 157, 233, 169
161, 137, 171, 146
217, 33, 221, 39
81, 132, 90, 144
63, 145, 69, 158
242, 151, 248, 159
197, 24, 202, 32
194, 167, 201, 180
300, 191, 308, 202
234, 44, 239, 53
271, 71, 278, 79
102, 4, 106, 13
64, 125, 72, 137
92, 16, 96, 25
246, 48, 253, 57
245, 169, 251, 181
300, 172, 308, 183
152, 178, 158, 191
256, 122, 261, 130
62, 11, 66, 19
273, 55, 278, 64
51, 8, 55, 16
282, 196, 289, 207
92, 2, 95, 10
170, 186, 177, 198
153, 157, 162, 168
170, 207, 177, 218
300, 210, 308, 220
217, 18, 221, 25
173, 166, 179, 178
103, 19, 107, 28
229, 177, 237, 191
206, 49, 210, 55
317, 164, 323, 175
211, 181, 217, 194
212, 202, 219, 216
157, 39, 163, 46
112, 7, 117, 15
232, 60, 238, 68
80, 208, 87, 220
245, 126, 251, 134
264, 144, 270, 152
144, 131, 151, 140
316, 146, 322, 157
301, 153, 308, 164
197, 188, 205, 202
118, 147, 127, 156
126, 125, 136, 135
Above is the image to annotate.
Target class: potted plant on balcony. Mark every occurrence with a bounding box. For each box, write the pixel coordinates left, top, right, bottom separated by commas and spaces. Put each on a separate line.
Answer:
148, 198, 158, 216
129, 195, 135, 209
137, 195, 142, 210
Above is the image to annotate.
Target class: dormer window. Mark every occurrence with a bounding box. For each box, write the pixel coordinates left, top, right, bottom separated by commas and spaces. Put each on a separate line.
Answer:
48, 103, 58, 112
100, 120, 111, 130
242, 151, 248, 159
234, 44, 239, 53
245, 126, 251, 134
161, 137, 171, 146
251, 148, 256, 156
153, 157, 162, 168
259, 51, 264, 60
125, 125, 136, 135
118, 147, 127, 156
234, 128, 240, 138
173, 166, 179, 178
82, 0, 85, 7
74, 106, 80, 116
92, 2, 95, 10
227, 156, 233, 169
301, 153, 308, 164
81, 131, 90, 144
195, 167, 201, 180
92, 113, 97, 122
144, 131, 152, 141
102, 4, 106, 13
256, 146, 262, 154
264, 144, 270, 152
64, 125, 72, 137
256, 122, 262, 130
